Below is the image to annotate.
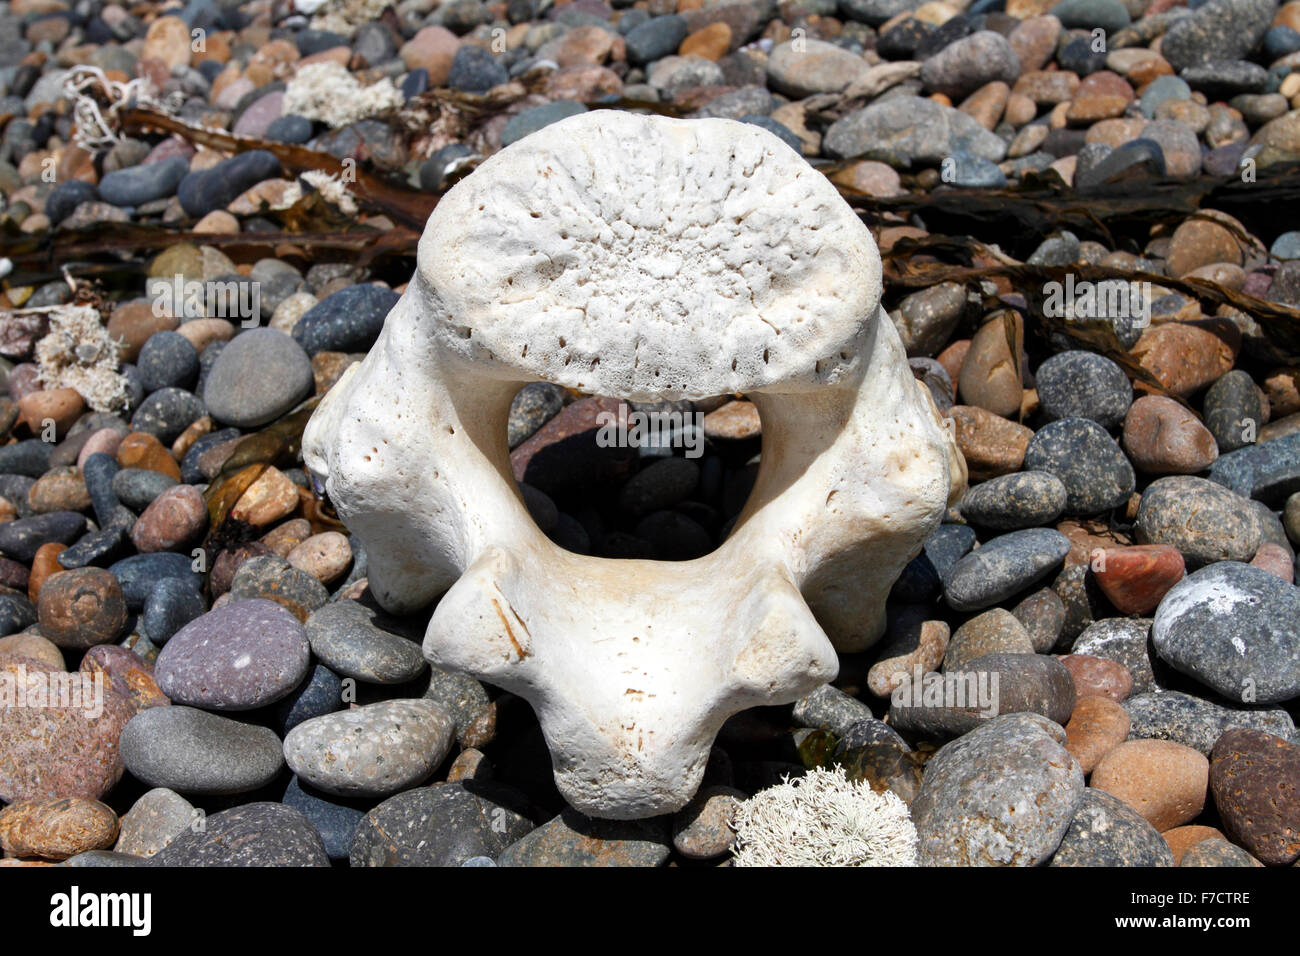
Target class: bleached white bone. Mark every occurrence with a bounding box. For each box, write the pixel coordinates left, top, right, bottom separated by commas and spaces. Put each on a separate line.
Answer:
303, 111, 964, 819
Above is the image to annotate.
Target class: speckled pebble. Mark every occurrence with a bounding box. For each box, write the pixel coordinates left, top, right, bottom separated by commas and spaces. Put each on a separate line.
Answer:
1049, 788, 1174, 866
912, 713, 1084, 866
283, 699, 455, 798
349, 781, 534, 866
149, 802, 327, 866
1024, 418, 1136, 516
959, 471, 1067, 530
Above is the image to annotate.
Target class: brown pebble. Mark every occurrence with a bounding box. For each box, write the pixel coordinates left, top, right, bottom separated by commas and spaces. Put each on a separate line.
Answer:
1063, 695, 1130, 774
0, 632, 63, 669
958, 80, 1010, 129
936, 338, 970, 384
680, 22, 731, 60
0, 654, 134, 803
1066, 93, 1128, 123
946, 405, 1033, 480
1004, 91, 1037, 126
1008, 15, 1059, 73
1122, 395, 1219, 474
196, 436, 242, 480
27, 467, 91, 514
1260, 411, 1300, 442
27, 542, 68, 604
1058, 518, 1131, 567
1184, 262, 1246, 290
116, 432, 182, 481
1091, 739, 1209, 831
79, 645, 169, 714
37, 567, 129, 650
1161, 824, 1226, 865
76, 428, 126, 469
958, 312, 1023, 418
1131, 323, 1235, 398
1014, 69, 1079, 105
0, 797, 119, 860
1166, 216, 1243, 279
334, 578, 370, 602
194, 210, 239, 234
944, 608, 1033, 670
1179, 837, 1263, 867
18, 388, 84, 440
459, 700, 498, 750
446, 748, 492, 783
130, 484, 208, 553
830, 160, 903, 198
107, 300, 177, 363
174, 318, 236, 353
209, 542, 274, 597
171, 416, 213, 460
1209, 728, 1300, 866
1262, 368, 1300, 418
1092, 542, 1185, 614
287, 531, 352, 584
702, 401, 761, 441
260, 518, 313, 558
231, 466, 299, 527
1123, 52, 1173, 87
1011, 587, 1066, 652
672, 785, 744, 860
114, 788, 197, 857
311, 352, 359, 396
867, 619, 949, 697
1249, 541, 1293, 582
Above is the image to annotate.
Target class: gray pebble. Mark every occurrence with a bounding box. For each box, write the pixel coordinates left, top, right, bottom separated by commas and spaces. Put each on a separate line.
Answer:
203, 328, 314, 428
944, 528, 1071, 612
304, 599, 426, 684
155, 598, 310, 710
1151, 561, 1300, 704
1070, 617, 1158, 693
120, 706, 285, 796
1123, 690, 1296, 755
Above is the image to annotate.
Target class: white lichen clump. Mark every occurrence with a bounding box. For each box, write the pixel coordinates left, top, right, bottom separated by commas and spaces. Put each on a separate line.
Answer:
34, 305, 128, 412
283, 61, 404, 130
301, 170, 359, 215
731, 766, 919, 867
308, 0, 392, 38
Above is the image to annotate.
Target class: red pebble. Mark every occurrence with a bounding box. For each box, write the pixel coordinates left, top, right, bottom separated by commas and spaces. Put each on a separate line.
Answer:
1092, 543, 1185, 614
